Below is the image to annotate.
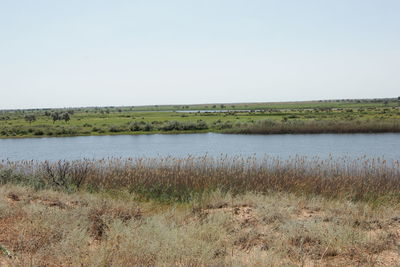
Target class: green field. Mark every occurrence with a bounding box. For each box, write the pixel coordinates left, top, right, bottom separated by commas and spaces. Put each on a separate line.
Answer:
0, 98, 399, 138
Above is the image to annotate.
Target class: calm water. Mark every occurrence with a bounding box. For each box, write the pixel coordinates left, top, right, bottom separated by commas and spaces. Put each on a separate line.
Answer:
0, 133, 399, 161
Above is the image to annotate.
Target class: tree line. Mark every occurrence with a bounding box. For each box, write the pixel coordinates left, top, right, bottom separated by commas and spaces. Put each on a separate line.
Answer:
24, 112, 71, 124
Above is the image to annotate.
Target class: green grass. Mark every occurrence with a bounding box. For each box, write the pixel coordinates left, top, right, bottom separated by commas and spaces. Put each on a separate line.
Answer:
1, 98, 399, 138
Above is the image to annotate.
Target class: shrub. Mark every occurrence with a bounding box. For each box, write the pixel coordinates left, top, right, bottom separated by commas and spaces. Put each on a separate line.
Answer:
34, 130, 44, 136
109, 126, 123, 133
129, 122, 141, 131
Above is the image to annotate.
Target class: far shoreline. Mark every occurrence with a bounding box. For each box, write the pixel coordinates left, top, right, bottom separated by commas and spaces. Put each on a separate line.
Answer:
1, 128, 400, 140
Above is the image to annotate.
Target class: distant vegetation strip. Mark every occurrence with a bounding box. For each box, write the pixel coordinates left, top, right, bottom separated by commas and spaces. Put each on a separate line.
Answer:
1, 98, 399, 138
2, 97, 399, 112
225, 119, 400, 134
1, 156, 399, 204
1, 119, 400, 138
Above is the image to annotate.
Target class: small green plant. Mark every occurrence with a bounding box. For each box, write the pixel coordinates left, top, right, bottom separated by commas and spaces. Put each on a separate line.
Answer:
0, 243, 12, 258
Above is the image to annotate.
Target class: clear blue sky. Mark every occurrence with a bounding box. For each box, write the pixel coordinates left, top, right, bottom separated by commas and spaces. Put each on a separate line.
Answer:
1, 0, 399, 109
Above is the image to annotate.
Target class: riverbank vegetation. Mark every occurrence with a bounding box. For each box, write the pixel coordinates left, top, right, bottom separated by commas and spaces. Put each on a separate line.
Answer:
1, 98, 399, 138
228, 119, 400, 134
1, 156, 399, 204
1, 156, 400, 266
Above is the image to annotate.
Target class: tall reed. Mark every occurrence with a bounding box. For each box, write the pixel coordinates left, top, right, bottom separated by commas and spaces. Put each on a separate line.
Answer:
227, 119, 400, 134
1, 156, 399, 203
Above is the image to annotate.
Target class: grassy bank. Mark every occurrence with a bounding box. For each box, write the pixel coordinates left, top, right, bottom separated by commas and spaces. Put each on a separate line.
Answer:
226, 119, 400, 134
1, 98, 399, 138
1, 157, 400, 266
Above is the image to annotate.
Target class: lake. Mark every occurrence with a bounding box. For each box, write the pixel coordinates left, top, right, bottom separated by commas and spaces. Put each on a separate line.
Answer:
0, 133, 399, 161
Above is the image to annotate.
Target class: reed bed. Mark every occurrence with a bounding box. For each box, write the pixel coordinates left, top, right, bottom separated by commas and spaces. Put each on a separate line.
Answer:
1, 156, 399, 203
228, 119, 400, 134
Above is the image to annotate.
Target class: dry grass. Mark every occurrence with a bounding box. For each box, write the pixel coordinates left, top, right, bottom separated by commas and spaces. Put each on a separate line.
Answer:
1, 156, 399, 204
1, 156, 399, 265
1, 185, 400, 266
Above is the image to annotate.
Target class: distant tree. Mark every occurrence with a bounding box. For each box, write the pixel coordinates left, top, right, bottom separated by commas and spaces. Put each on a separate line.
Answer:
129, 121, 141, 131
24, 115, 36, 124
143, 123, 153, 131
62, 113, 70, 123
51, 112, 60, 123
